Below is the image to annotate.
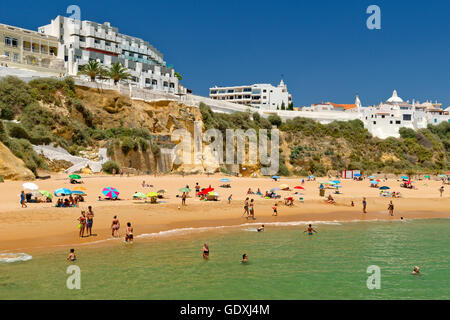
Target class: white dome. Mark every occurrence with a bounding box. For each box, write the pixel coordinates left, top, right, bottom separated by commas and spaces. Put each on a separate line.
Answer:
387, 90, 403, 103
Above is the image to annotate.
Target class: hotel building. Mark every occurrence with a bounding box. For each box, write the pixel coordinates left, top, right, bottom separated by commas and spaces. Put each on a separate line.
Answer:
38, 16, 181, 93
0, 23, 65, 76
209, 80, 292, 110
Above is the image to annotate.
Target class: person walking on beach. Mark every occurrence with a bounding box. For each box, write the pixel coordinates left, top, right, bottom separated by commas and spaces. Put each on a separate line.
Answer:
362, 197, 367, 213
86, 206, 94, 236
304, 224, 318, 235
111, 216, 120, 237
387, 201, 394, 216
20, 191, 27, 208
195, 183, 200, 196
249, 199, 255, 220
67, 249, 76, 261
228, 194, 232, 204
439, 186, 444, 197
202, 243, 209, 259
78, 211, 87, 237
243, 197, 249, 217
181, 192, 187, 206
272, 203, 278, 216
125, 222, 134, 243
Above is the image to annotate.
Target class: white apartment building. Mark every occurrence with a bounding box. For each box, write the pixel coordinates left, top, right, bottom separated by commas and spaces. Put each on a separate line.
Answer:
361, 90, 449, 139
209, 80, 292, 110
38, 16, 181, 93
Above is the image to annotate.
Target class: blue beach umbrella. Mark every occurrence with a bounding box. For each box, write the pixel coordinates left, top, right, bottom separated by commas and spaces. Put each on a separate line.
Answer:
354, 173, 361, 177
368, 175, 375, 179
220, 178, 231, 182
331, 180, 341, 184
401, 176, 409, 180
272, 176, 280, 179
379, 186, 390, 190
308, 175, 315, 178
54, 188, 72, 196
370, 180, 379, 184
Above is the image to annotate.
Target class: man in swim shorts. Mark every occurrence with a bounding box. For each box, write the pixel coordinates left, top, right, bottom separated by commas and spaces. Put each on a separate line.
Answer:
304, 224, 317, 235
125, 222, 134, 243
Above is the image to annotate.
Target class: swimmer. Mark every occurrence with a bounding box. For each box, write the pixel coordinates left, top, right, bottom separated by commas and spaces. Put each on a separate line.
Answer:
202, 243, 209, 259
67, 249, 76, 261
272, 203, 278, 216
303, 224, 317, 235
257, 225, 265, 232
411, 266, 420, 275
400, 217, 404, 221
242, 253, 248, 263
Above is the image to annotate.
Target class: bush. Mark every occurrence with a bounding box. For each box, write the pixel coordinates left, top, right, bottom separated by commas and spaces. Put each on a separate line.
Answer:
6, 123, 30, 140
0, 103, 15, 120
0, 175, 3, 183
151, 143, 161, 157
102, 160, 120, 174
267, 114, 282, 127
121, 136, 136, 155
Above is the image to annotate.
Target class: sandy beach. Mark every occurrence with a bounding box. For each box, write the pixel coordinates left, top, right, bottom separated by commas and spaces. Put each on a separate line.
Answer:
1, 174, 449, 253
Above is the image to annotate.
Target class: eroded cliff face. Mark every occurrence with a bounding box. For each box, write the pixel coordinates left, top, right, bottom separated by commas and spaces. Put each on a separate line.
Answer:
0, 142, 35, 181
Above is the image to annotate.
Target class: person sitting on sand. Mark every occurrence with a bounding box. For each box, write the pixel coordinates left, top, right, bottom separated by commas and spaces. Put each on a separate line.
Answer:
257, 225, 265, 232
202, 243, 209, 259
67, 249, 76, 261
63, 198, 71, 207
304, 224, 318, 235
242, 253, 248, 263
327, 194, 335, 204
411, 266, 420, 275
256, 188, 262, 196
247, 188, 254, 195
125, 222, 134, 243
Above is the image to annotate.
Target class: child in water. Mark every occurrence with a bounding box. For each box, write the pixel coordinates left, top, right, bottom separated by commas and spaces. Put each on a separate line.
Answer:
242, 253, 248, 263
67, 249, 76, 261
257, 225, 265, 232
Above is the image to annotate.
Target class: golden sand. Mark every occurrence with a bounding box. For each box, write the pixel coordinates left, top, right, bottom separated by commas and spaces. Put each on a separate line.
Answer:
1, 174, 449, 252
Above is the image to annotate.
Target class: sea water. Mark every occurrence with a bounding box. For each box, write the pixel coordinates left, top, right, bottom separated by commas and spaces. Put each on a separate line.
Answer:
0, 218, 449, 299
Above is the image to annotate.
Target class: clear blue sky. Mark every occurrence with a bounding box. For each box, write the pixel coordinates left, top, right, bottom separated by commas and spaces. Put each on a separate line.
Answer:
1, 0, 449, 107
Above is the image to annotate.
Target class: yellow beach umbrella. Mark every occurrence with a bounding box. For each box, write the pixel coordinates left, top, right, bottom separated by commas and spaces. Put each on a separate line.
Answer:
73, 186, 87, 191
146, 192, 159, 198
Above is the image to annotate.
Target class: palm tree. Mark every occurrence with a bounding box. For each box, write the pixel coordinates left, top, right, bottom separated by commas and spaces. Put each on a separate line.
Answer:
108, 62, 131, 85
78, 60, 107, 82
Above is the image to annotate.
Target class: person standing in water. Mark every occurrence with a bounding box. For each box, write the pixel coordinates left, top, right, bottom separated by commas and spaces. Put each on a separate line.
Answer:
242, 253, 248, 263
20, 191, 27, 208
78, 211, 86, 237
362, 197, 367, 213
125, 222, 134, 243
411, 266, 420, 275
387, 201, 394, 216
202, 243, 209, 259
67, 249, 76, 261
111, 216, 120, 237
304, 224, 318, 235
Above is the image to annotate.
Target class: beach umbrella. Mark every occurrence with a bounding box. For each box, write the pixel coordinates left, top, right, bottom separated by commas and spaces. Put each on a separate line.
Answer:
354, 173, 361, 177
294, 186, 304, 190
23, 182, 39, 191
368, 176, 375, 179
370, 180, 379, 184
54, 188, 72, 196
308, 175, 315, 178
71, 190, 86, 195
38, 190, 52, 200
69, 174, 81, 180
207, 191, 219, 196
133, 192, 147, 198
157, 189, 168, 194
146, 192, 159, 198
270, 188, 280, 192
424, 175, 430, 178
272, 175, 280, 179
279, 184, 289, 189
220, 178, 231, 182
439, 174, 446, 178
379, 186, 390, 190
73, 186, 87, 191
199, 187, 214, 195
401, 176, 409, 180
102, 187, 119, 198
334, 185, 342, 188
331, 180, 341, 184
179, 187, 191, 193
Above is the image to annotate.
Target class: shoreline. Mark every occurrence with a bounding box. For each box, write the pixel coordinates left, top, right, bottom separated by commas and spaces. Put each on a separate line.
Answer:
1, 174, 449, 255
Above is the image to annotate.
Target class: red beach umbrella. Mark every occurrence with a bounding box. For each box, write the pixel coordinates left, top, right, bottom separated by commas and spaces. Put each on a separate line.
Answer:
294, 186, 304, 189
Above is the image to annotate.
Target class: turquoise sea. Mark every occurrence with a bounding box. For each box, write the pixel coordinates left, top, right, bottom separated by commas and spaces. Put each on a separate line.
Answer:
0, 218, 449, 299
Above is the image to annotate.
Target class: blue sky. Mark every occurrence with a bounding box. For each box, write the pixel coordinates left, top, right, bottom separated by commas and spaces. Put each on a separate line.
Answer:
1, 0, 449, 107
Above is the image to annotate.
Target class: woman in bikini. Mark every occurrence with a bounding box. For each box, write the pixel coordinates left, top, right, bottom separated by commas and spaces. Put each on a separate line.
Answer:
249, 199, 255, 220
111, 216, 120, 237
125, 222, 134, 243
243, 198, 249, 218
78, 211, 87, 237
202, 243, 209, 259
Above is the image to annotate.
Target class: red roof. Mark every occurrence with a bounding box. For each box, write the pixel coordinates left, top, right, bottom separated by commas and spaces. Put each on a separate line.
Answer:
329, 103, 357, 110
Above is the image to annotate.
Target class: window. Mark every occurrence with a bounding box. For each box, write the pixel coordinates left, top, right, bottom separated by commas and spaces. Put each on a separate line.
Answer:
80, 36, 86, 42
94, 39, 100, 44
390, 121, 393, 124
11, 38, 18, 47
105, 42, 111, 46
13, 53, 18, 62
381, 115, 385, 118
169, 83, 175, 88
227, 89, 234, 93
4, 37, 11, 46
395, 120, 401, 124
373, 121, 376, 124
152, 79, 157, 85
243, 88, 252, 92
145, 78, 151, 84
210, 90, 217, 94
5, 51, 10, 58
263, 89, 267, 93
403, 114, 412, 121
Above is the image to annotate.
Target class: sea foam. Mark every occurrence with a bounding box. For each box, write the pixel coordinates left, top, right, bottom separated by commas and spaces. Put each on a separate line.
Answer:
0, 253, 32, 263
